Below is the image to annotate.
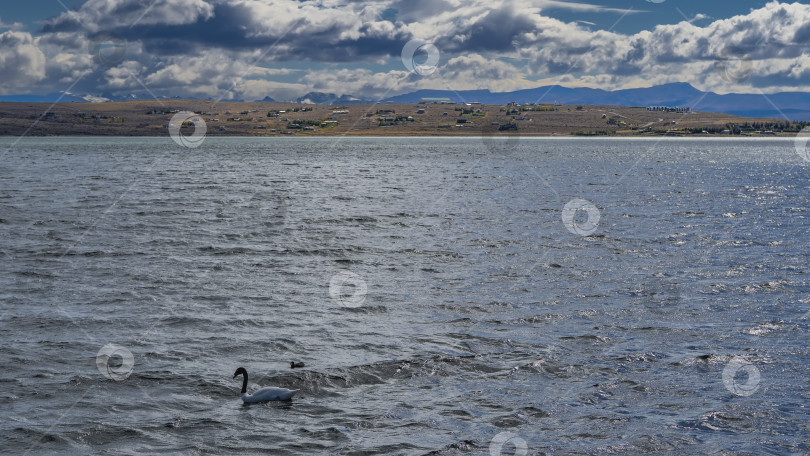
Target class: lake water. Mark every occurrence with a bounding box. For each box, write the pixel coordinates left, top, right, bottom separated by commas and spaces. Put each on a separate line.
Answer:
0, 137, 808, 455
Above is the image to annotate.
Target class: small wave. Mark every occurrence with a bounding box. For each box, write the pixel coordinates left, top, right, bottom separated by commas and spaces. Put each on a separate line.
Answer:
559, 334, 611, 343
679, 411, 752, 432
14, 270, 56, 279
743, 321, 790, 336
197, 246, 266, 255
266, 354, 501, 393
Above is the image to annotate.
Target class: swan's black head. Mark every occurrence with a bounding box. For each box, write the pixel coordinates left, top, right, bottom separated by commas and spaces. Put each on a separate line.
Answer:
233, 367, 248, 394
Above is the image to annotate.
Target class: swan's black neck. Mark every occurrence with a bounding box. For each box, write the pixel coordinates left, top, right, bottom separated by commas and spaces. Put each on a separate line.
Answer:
235, 368, 248, 394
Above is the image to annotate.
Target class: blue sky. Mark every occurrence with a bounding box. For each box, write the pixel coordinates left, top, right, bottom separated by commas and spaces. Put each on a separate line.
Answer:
546, 1, 770, 33
0, 1, 808, 101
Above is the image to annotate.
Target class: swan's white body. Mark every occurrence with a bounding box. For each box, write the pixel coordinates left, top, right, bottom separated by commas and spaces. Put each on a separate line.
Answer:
233, 367, 296, 403
241, 387, 296, 403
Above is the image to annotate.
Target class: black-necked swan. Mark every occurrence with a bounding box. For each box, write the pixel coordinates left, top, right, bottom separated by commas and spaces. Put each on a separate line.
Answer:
233, 367, 296, 403
290, 361, 305, 369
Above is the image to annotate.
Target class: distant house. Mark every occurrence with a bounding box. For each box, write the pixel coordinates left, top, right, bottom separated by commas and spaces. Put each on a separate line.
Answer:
647, 106, 691, 113
419, 97, 453, 104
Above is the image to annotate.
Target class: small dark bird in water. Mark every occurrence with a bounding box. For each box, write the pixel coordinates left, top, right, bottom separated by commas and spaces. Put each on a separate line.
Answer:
290, 361, 305, 368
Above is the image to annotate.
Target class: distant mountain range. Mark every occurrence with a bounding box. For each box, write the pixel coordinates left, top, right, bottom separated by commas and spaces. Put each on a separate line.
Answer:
294, 92, 363, 105
377, 83, 810, 121
0, 92, 90, 103
0, 92, 200, 103
2, 83, 809, 120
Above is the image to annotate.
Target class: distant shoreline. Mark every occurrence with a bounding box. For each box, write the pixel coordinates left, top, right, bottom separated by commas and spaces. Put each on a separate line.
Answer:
0, 135, 802, 140
0, 100, 803, 138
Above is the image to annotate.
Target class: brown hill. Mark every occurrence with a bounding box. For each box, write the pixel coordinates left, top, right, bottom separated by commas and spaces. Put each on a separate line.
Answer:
0, 100, 797, 137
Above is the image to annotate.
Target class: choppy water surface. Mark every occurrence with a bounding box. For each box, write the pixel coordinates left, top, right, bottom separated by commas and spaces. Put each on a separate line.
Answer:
1, 137, 808, 455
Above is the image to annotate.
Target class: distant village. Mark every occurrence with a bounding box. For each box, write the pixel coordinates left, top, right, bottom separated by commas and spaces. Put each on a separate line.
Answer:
7, 98, 807, 137
646, 106, 691, 113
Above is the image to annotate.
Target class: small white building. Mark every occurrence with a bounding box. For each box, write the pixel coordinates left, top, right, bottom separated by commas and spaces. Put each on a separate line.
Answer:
647, 106, 691, 113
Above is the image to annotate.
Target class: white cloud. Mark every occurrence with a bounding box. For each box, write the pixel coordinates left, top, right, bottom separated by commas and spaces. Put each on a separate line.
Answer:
0, 17, 24, 31
43, 0, 215, 32
539, 0, 642, 15
13, 0, 810, 99
139, 50, 304, 100
0, 31, 46, 93
511, 1, 810, 93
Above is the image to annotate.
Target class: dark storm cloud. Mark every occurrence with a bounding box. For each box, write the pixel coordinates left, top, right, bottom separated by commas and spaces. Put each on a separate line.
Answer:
388, 0, 456, 22
40, 0, 413, 63
128, 3, 410, 62
438, 5, 539, 53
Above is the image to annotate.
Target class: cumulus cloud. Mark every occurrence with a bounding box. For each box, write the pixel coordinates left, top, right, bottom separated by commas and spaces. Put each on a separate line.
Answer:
0, 31, 46, 93
540, 0, 641, 14
514, 1, 810, 92
12, 0, 810, 100
0, 17, 25, 31
42, 0, 215, 32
